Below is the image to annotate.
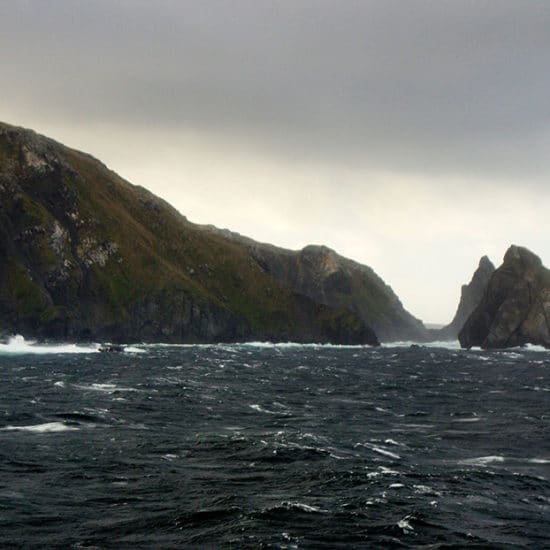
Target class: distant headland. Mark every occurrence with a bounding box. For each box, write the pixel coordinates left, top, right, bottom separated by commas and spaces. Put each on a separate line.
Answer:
1, 122, 548, 349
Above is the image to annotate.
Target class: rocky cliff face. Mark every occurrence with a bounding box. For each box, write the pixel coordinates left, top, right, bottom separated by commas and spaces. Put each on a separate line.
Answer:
436, 256, 495, 340
203, 228, 428, 341
459, 246, 550, 349
0, 122, 378, 344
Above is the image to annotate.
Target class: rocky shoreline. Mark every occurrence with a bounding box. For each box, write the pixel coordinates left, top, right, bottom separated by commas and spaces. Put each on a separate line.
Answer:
1, 122, 548, 349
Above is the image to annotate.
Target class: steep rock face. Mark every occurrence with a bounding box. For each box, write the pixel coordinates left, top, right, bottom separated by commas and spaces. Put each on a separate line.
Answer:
0, 122, 377, 344
436, 256, 495, 340
459, 246, 550, 349
203, 228, 428, 341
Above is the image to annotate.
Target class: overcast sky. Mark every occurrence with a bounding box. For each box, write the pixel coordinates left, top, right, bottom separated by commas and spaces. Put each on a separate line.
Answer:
1, 1, 549, 323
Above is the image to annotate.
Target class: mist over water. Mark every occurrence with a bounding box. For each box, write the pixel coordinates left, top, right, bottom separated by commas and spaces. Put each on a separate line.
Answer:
1, 341, 549, 547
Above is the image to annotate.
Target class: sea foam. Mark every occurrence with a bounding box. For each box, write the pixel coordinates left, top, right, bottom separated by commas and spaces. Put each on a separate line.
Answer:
383, 340, 462, 350
0, 335, 99, 355
1, 422, 78, 433
459, 455, 505, 466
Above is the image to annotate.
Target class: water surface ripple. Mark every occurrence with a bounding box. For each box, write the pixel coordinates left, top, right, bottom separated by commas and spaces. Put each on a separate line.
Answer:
1, 343, 549, 548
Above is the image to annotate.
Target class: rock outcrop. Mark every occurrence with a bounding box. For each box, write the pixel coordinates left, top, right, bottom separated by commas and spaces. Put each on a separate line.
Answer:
202, 228, 428, 341
436, 256, 495, 340
0, 122, 381, 344
459, 246, 550, 349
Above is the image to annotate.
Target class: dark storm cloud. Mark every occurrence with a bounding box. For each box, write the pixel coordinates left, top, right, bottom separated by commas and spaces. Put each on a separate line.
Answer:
1, 1, 549, 179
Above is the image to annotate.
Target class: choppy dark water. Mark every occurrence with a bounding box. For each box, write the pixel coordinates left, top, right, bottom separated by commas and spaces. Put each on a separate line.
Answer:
1, 341, 550, 548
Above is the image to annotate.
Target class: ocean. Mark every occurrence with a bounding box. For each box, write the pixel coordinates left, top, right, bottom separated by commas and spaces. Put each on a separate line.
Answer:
1, 337, 549, 548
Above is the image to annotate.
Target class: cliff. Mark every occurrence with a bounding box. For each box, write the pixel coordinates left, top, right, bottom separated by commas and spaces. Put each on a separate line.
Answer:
435, 255, 495, 340
202, 227, 428, 341
0, 122, 378, 344
459, 246, 550, 349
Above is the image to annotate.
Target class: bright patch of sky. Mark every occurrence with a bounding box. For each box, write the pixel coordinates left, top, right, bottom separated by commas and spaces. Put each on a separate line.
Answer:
2, 1, 549, 323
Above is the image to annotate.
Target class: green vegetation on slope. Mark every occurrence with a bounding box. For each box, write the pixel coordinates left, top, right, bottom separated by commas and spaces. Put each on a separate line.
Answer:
0, 122, 377, 344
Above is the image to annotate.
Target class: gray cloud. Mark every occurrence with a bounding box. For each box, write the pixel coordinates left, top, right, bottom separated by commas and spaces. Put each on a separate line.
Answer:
2, 1, 549, 180
1, 1, 550, 322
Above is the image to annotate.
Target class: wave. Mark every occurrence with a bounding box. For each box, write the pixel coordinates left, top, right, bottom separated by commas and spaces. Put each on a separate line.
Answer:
523, 344, 550, 352
460, 455, 550, 466
2, 335, 546, 355
459, 455, 505, 466
239, 340, 550, 352
0, 335, 149, 355
122, 345, 146, 353
237, 341, 375, 349
1, 422, 79, 433
384, 340, 550, 353
0, 335, 99, 355
356, 442, 402, 460
260, 501, 328, 516
383, 340, 462, 350
74, 383, 141, 393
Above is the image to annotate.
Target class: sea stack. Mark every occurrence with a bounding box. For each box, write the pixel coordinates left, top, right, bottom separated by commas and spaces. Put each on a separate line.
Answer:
459, 246, 550, 349
436, 255, 495, 340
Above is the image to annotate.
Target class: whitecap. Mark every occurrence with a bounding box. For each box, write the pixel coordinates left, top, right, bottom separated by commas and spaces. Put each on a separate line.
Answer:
139, 341, 379, 351
356, 442, 401, 459
75, 383, 140, 393
280, 501, 327, 513
0, 335, 99, 355
162, 454, 178, 460
329, 452, 350, 460
1, 422, 78, 433
379, 466, 400, 475
413, 484, 442, 496
237, 341, 375, 349
371, 446, 401, 460
383, 340, 461, 350
460, 455, 505, 466
524, 344, 550, 352
249, 404, 275, 414
384, 438, 404, 446
397, 514, 415, 533
248, 403, 290, 415
123, 346, 145, 354
501, 352, 523, 359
